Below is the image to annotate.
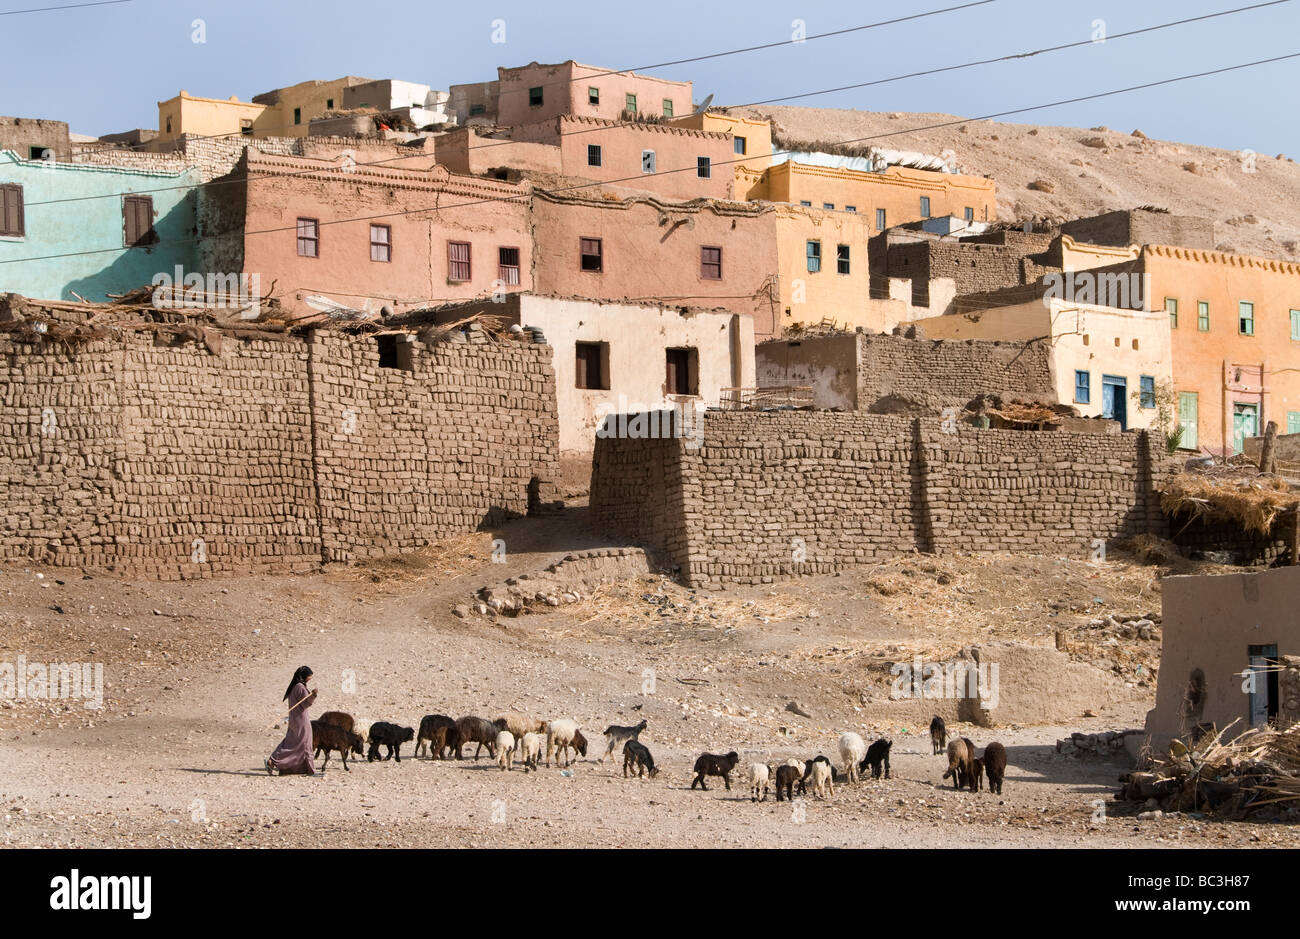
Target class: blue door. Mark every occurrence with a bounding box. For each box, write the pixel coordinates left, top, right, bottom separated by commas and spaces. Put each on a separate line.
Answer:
1102, 375, 1128, 430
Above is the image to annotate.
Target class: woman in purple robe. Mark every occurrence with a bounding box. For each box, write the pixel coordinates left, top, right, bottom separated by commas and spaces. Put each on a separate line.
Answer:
266, 666, 318, 775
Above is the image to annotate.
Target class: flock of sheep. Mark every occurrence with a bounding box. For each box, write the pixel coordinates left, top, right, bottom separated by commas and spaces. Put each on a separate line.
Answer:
305, 711, 1009, 800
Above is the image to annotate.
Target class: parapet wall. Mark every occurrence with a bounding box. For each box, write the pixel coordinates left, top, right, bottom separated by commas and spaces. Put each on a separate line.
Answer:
592, 411, 1170, 588
0, 325, 557, 577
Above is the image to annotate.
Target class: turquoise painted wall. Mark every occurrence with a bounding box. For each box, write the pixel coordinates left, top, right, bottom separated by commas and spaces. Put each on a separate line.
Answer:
0, 150, 200, 302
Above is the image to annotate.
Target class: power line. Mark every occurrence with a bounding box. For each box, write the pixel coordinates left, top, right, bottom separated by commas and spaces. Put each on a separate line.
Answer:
2, 51, 1297, 266
19, 0, 1282, 208
0, 0, 129, 14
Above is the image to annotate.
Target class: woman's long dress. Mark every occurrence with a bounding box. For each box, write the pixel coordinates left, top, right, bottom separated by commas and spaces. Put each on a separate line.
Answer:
268, 684, 317, 775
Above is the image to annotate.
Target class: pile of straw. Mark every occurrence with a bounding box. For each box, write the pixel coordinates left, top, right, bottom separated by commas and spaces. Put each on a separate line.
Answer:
1161, 471, 1296, 535
1121, 720, 1300, 818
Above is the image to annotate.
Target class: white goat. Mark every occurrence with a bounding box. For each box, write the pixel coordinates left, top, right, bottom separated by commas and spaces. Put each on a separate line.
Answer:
496, 731, 515, 771
520, 732, 543, 771
807, 760, 834, 799
838, 731, 867, 783
545, 719, 585, 767
749, 762, 771, 802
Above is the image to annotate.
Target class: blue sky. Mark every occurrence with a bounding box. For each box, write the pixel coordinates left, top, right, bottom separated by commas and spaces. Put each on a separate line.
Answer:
2, 0, 1297, 154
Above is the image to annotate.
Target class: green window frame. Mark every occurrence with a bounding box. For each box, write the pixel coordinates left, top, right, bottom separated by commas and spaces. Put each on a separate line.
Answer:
1139, 376, 1156, 409
1165, 297, 1178, 328
1291, 309, 1300, 341
625, 93, 637, 114
1197, 301, 1210, 332
836, 244, 850, 275
1240, 300, 1255, 336
806, 240, 821, 273
662, 98, 673, 117
1288, 411, 1300, 435
920, 196, 931, 218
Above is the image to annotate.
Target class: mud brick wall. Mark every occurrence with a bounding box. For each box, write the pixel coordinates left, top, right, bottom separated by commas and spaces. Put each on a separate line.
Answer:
855, 333, 1054, 414
588, 426, 690, 572
592, 411, 1171, 588
1060, 210, 1214, 251
886, 240, 1060, 308
309, 332, 559, 563
0, 325, 559, 576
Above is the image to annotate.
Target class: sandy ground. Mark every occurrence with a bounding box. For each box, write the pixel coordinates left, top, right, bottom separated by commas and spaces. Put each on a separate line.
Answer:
0, 509, 1295, 849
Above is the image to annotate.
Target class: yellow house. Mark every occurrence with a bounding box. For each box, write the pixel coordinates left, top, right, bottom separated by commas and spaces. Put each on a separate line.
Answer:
250, 77, 372, 138
923, 296, 1173, 432
156, 91, 268, 144
755, 160, 997, 232
671, 111, 773, 196
772, 205, 911, 334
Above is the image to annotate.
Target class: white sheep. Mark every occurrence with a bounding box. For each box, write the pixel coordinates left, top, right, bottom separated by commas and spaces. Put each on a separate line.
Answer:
749, 762, 770, 802
494, 712, 545, 751
545, 719, 587, 767
839, 731, 867, 783
807, 759, 834, 799
496, 731, 515, 771
520, 732, 543, 771
354, 719, 379, 745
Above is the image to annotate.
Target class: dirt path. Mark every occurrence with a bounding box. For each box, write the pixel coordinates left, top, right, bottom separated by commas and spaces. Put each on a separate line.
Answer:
0, 513, 1294, 848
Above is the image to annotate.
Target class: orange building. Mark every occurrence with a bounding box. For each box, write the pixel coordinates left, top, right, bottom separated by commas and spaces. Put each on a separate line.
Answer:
746, 159, 997, 231
1138, 245, 1300, 455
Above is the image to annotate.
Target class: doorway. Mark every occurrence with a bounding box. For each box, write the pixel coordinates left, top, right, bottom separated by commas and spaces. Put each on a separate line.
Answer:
1102, 375, 1128, 430
1248, 644, 1279, 726
1233, 403, 1259, 455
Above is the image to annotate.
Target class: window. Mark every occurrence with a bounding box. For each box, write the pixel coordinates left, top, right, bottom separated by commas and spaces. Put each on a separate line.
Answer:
665, 347, 697, 396
696, 156, 711, 178
662, 98, 674, 117
369, 224, 391, 263
0, 184, 23, 238
529, 86, 543, 107
575, 342, 608, 390
836, 244, 850, 275
447, 241, 471, 281
625, 93, 637, 114
1140, 376, 1156, 409
165, 117, 172, 134
1074, 370, 1090, 405
580, 237, 603, 273
700, 246, 722, 280
1240, 300, 1255, 336
734, 136, 747, 155
293, 107, 302, 125
326, 98, 334, 110
806, 240, 821, 273
28, 146, 45, 161
498, 246, 520, 285
1291, 309, 1300, 341
296, 217, 319, 258
641, 149, 656, 174
377, 334, 414, 371
845, 205, 857, 213
920, 196, 931, 218
587, 144, 602, 167
1198, 301, 1210, 332
469, 104, 486, 116
799, 200, 812, 207
823, 203, 834, 210
1178, 391, 1199, 449
588, 86, 600, 106
875, 208, 886, 230
1165, 297, 1178, 328
1288, 411, 1300, 435
240, 118, 253, 136
123, 195, 156, 247
964, 206, 974, 222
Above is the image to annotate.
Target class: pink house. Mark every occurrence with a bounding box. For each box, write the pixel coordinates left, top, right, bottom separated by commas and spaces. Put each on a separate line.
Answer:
496, 61, 693, 128
511, 115, 734, 201
220, 149, 533, 317
530, 187, 781, 336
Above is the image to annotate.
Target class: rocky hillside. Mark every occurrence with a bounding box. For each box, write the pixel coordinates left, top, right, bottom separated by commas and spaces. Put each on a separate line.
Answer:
737, 104, 1300, 260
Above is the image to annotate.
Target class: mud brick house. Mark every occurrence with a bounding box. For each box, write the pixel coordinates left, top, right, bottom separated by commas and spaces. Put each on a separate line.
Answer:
492, 60, 692, 128
591, 410, 1172, 588
755, 331, 1055, 413
1146, 567, 1300, 751
202, 149, 533, 318
509, 115, 737, 201
0, 297, 558, 576
0, 116, 71, 163
529, 186, 781, 336
408, 292, 754, 465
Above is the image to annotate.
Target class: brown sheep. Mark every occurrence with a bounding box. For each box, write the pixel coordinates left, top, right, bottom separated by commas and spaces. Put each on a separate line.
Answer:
983, 741, 1007, 794
774, 764, 802, 802
942, 738, 973, 790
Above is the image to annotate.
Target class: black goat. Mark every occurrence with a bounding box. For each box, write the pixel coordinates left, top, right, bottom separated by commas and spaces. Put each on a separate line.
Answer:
311, 720, 364, 771
859, 738, 892, 780
366, 722, 414, 762
690, 751, 739, 791
622, 739, 659, 778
